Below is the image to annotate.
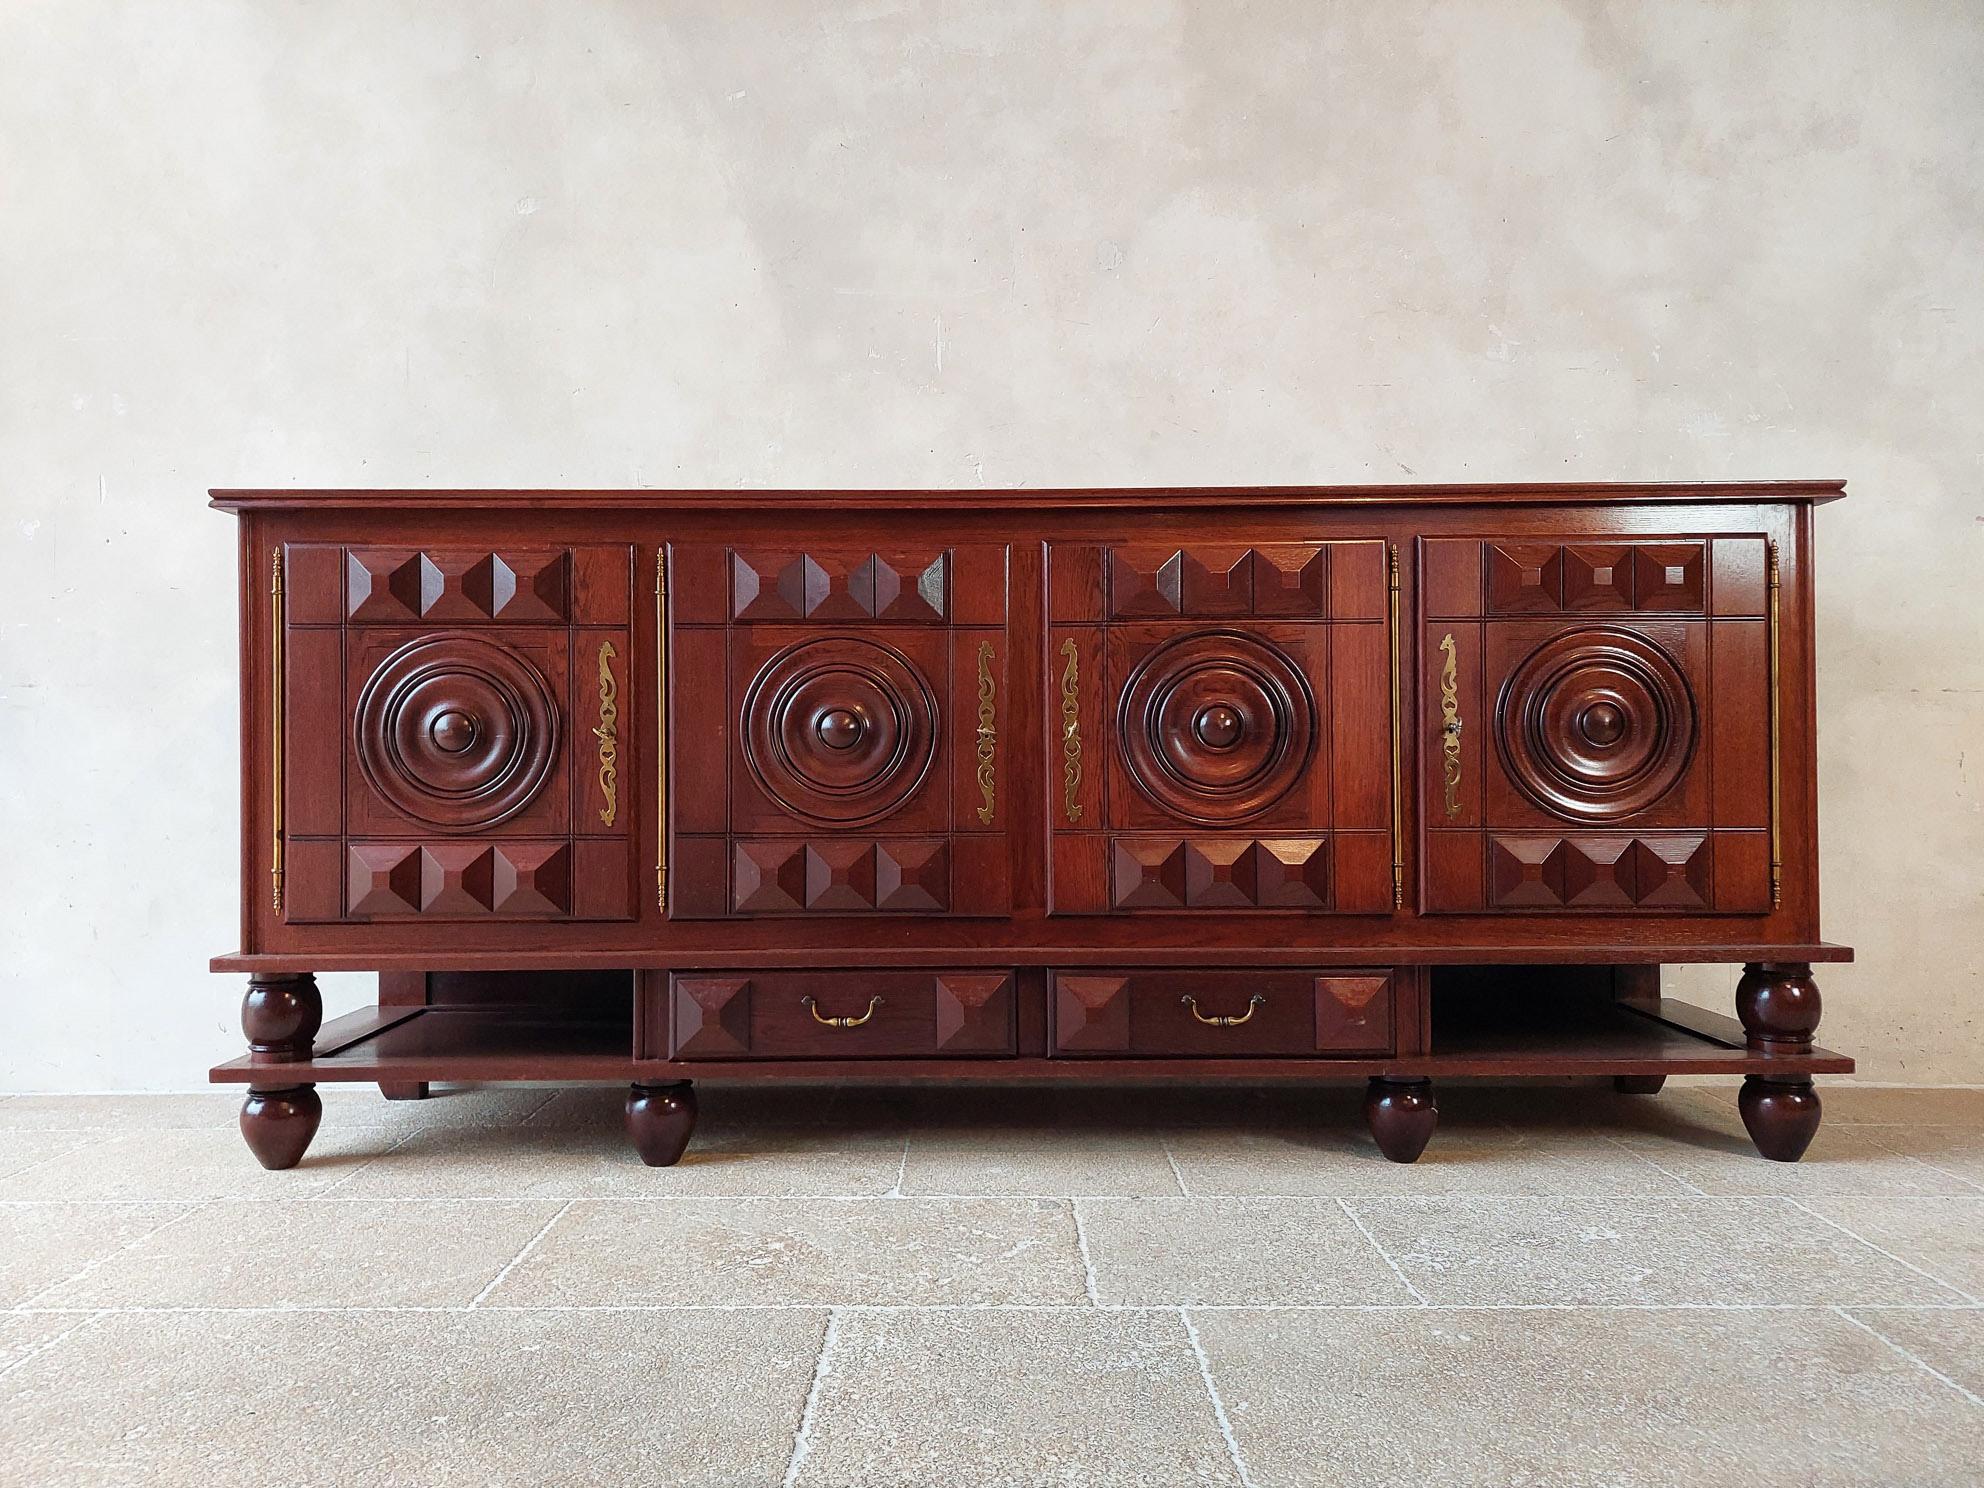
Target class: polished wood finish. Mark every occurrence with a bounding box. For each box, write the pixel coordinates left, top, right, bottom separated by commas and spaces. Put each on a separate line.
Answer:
626, 1081, 697, 1167
211, 484, 1850, 1169
1739, 1077, 1822, 1161
239, 1085, 322, 1171
1364, 1078, 1438, 1163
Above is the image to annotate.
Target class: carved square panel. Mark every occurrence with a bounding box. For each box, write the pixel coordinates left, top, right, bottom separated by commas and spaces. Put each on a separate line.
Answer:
1563, 545, 1633, 610
1485, 543, 1564, 613
345, 548, 568, 624
729, 550, 948, 623
1632, 543, 1706, 611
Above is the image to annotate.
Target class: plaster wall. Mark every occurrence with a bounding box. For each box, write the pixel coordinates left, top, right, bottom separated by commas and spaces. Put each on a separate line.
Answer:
1, 1, 1978, 1087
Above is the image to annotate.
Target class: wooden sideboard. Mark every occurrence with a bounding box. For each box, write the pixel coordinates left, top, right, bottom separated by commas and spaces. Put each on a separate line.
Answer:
209, 483, 1852, 1169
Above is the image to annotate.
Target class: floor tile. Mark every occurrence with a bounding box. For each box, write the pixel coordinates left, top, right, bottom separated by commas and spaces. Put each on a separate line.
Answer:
328, 1121, 907, 1199
0, 1127, 397, 1201
0, 1203, 189, 1305
0, 1307, 823, 1487
898, 1128, 1183, 1196
1614, 1101, 1978, 1196
1802, 1196, 1984, 1299
794, 1309, 1238, 1486
1193, 1307, 1984, 1486
0, 1313, 94, 1375
1348, 1196, 1968, 1306
488, 1196, 1086, 1308
1847, 1309, 1984, 1401
0, 1132, 96, 1182
1860, 1125, 1984, 1190
33, 1199, 563, 1309
0, 1094, 240, 1130
314, 1084, 561, 1128
1078, 1198, 1417, 1306
1167, 1125, 1694, 1197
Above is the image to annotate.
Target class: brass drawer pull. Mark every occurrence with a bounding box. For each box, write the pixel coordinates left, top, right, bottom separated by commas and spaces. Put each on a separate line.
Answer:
803, 995, 883, 1029
1181, 993, 1265, 1028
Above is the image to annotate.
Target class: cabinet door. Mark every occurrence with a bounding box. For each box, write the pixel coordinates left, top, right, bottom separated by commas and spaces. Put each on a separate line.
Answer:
276, 543, 637, 924
665, 543, 1012, 918
1047, 541, 1396, 914
1418, 535, 1772, 913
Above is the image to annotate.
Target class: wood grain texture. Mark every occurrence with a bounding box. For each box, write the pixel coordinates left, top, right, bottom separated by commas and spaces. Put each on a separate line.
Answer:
213, 485, 1851, 1168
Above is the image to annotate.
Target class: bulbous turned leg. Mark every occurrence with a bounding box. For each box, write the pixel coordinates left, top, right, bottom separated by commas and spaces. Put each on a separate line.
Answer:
1740, 1077, 1822, 1162
1734, 962, 1824, 1161
240, 1085, 323, 1170
627, 1082, 697, 1167
1614, 1075, 1667, 1095
1364, 1078, 1437, 1163
239, 972, 323, 1168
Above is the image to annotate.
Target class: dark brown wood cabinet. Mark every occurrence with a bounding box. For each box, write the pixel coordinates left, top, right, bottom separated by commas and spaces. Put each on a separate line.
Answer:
209, 484, 1852, 1169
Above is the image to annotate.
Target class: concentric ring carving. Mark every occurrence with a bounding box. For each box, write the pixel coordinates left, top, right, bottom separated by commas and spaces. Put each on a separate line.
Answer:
1117, 630, 1315, 825
1495, 626, 1697, 823
741, 636, 938, 826
354, 632, 560, 830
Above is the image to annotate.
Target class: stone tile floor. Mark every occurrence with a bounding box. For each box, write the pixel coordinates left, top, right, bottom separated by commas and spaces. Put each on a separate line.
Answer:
1, 1082, 1980, 1486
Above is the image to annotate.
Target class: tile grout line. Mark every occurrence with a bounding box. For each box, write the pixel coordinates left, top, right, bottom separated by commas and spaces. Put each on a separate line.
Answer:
467, 1200, 574, 1309
1181, 1307, 1257, 1488
307, 1126, 426, 1199
781, 1307, 840, 1488
12, 1204, 205, 1310
1784, 1197, 1981, 1304
1335, 1197, 1428, 1306
1598, 1133, 1709, 1195
1070, 1201, 1102, 1307
1851, 1130, 1984, 1196
12, 1300, 1984, 1317
0, 1311, 108, 1381
1833, 1305, 1984, 1409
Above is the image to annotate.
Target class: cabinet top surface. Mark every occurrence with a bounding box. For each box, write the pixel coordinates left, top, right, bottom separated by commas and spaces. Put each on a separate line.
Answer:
211, 480, 1846, 514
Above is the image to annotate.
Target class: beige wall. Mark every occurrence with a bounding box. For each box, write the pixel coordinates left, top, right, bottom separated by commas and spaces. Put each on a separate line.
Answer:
2, 2, 1978, 1089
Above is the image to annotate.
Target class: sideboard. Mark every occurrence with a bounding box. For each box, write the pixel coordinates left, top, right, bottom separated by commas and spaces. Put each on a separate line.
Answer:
208, 483, 1852, 1168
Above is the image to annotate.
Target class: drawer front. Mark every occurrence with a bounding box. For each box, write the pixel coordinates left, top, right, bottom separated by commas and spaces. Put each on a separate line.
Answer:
1052, 968, 1394, 1057
667, 970, 1016, 1060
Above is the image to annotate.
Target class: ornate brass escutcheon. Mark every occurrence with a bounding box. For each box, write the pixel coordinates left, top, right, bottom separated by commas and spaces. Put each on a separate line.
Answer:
803, 995, 883, 1029
1438, 631, 1463, 818
1059, 637, 1083, 822
594, 639, 619, 826
1181, 993, 1266, 1028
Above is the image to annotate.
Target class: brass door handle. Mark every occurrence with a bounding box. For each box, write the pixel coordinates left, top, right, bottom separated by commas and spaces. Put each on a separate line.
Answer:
803, 995, 882, 1029
1181, 994, 1265, 1028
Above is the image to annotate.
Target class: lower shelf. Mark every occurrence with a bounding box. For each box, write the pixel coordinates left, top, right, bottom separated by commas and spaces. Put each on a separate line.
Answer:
209, 997, 1853, 1085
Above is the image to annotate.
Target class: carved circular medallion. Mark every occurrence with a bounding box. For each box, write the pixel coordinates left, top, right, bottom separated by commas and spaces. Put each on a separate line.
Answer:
354, 633, 560, 829
742, 637, 938, 826
1118, 631, 1316, 824
1495, 627, 1697, 822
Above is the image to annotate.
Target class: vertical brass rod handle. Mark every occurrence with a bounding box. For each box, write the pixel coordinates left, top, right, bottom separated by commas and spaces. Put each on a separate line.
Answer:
1767, 539, 1782, 908
1387, 544, 1404, 908
655, 548, 668, 911
269, 547, 285, 914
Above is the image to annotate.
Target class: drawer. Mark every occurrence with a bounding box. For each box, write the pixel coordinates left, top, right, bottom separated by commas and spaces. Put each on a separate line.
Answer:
663, 970, 1016, 1060
1051, 968, 1394, 1057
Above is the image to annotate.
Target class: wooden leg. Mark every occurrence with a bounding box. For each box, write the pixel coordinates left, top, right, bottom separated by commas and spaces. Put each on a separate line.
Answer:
1734, 962, 1823, 1161
1739, 1077, 1822, 1162
1364, 1077, 1437, 1163
378, 972, 429, 1101
626, 1082, 697, 1167
240, 1085, 322, 1170
239, 972, 323, 1167
1613, 1075, 1667, 1095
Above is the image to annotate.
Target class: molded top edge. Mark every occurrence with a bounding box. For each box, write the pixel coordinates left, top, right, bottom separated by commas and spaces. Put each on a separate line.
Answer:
211, 479, 1848, 513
